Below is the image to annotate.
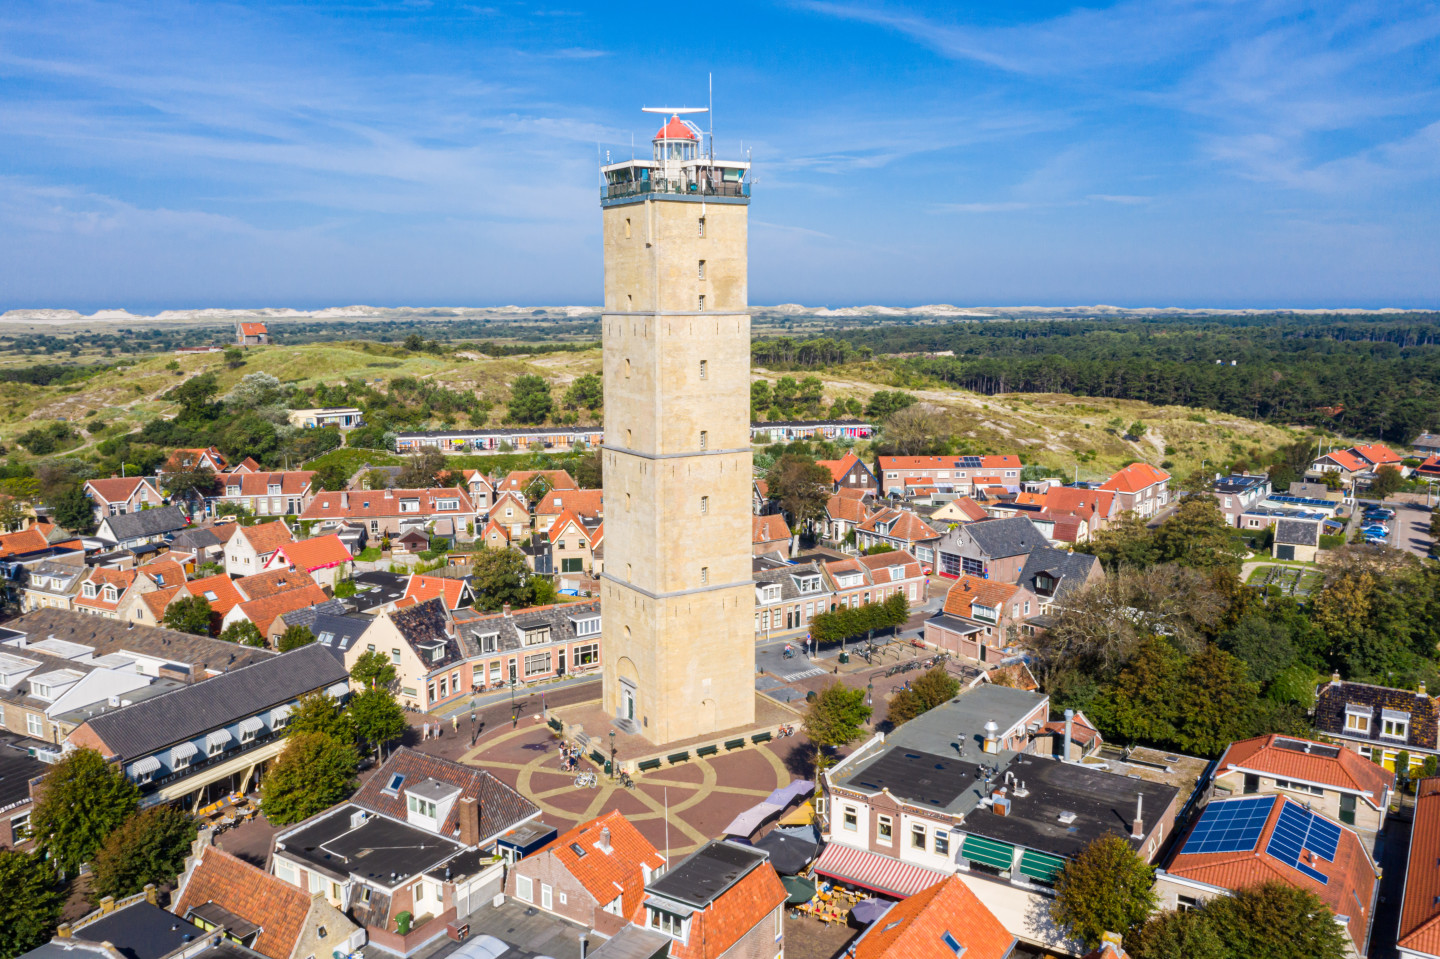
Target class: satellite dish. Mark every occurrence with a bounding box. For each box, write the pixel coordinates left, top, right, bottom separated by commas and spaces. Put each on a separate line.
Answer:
642, 107, 709, 114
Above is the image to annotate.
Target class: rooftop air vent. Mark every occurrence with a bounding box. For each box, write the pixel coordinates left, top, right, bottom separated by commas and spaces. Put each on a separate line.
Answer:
1057, 811, 1077, 825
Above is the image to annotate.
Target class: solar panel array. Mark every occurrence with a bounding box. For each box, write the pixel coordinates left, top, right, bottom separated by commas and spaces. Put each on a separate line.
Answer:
1183, 796, 1276, 854
960, 456, 982, 468
1266, 800, 1342, 886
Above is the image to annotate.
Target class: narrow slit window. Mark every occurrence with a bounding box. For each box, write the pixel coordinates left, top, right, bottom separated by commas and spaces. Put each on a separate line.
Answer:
697, 260, 706, 279
699, 430, 708, 450
698, 294, 706, 311
700, 567, 709, 586
698, 216, 706, 237
699, 359, 707, 380
700, 496, 709, 515
625, 217, 632, 238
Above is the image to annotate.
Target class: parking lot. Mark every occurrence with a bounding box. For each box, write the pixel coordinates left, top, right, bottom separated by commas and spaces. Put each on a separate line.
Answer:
1356, 497, 1435, 559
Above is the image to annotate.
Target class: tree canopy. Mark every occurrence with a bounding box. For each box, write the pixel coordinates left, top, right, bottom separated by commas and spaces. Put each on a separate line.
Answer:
163, 595, 214, 636
1131, 883, 1348, 959
349, 686, 408, 763
89, 806, 198, 901
29, 748, 139, 876
351, 650, 398, 689
0, 850, 64, 959
470, 546, 535, 611
765, 453, 833, 534
508, 374, 554, 424
1052, 834, 1158, 950
261, 732, 358, 826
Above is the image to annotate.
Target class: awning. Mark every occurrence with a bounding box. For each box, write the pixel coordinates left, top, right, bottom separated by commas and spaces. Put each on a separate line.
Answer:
129, 755, 161, 776
238, 716, 264, 735
325, 681, 350, 699
779, 801, 815, 826
271, 703, 294, 722
961, 834, 1015, 871
171, 742, 197, 761
206, 729, 232, 749
811, 843, 948, 898
1018, 849, 1066, 884
765, 779, 814, 807
723, 801, 783, 838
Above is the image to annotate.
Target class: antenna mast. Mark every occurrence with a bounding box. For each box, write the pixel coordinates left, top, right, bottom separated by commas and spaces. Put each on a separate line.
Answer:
708, 72, 714, 160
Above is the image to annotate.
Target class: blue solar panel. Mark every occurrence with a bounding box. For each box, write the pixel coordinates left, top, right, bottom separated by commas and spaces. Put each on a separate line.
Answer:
1183, 797, 1276, 855
960, 456, 982, 468
1265, 800, 1341, 886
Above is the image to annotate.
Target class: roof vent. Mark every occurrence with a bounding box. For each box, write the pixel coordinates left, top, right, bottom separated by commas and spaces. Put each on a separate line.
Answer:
1058, 811, 1077, 824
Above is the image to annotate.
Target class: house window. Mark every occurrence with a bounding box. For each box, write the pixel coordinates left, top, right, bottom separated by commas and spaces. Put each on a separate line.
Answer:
911, 823, 927, 849
480, 633, 498, 654
27, 714, 43, 737
1345, 710, 1370, 733
934, 831, 949, 856
574, 617, 600, 637
877, 815, 893, 844
574, 643, 599, 666
525, 652, 552, 677
649, 907, 686, 939
523, 626, 551, 646
391, 648, 402, 665
1177, 894, 1200, 913
207, 740, 225, 757
842, 806, 857, 831
1384, 717, 1410, 739
517, 876, 533, 902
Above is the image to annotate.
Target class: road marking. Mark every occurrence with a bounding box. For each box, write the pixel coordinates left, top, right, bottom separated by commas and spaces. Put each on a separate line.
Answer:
781, 666, 826, 682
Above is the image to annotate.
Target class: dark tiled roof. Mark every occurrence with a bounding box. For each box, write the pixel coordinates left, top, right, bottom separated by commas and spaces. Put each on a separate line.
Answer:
1315, 680, 1440, 751
1016, 547, 1099, 600
456, 601, 600, 656
307, 611, 373, 660
1274, 519, 1322, 546
351, 747, 539, 843
99, 506, 189, 542
2, 608, 273, 676
390, 598, 463, 668
961, 516, 1047, 559
81, 643, 348, 762
0, 740, 46, 812
73, 901, 206, 959
170, 528, 223, 551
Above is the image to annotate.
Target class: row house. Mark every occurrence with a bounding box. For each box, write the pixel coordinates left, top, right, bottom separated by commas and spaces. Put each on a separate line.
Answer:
750, 418, 874, 442
83, 477, 165, 521
285, 406, 365, 430
753, 514, 792, 557
854, 508, 941, 566
161, 447, 229, 476
1097, 462, 1171, 518
213, 470, 317, 518
342, 599, 464, 711
218, 568, 329, 644
453, 601, 603, 700
95, 506, 189, 552
821, 683, 1183, 955
496, 469, 579, 497
533, 487, 603, 532
823, 488, 874, 543
1313, 675, 1439, 774
1309, 443, 1406, 491
0, 741, 47, 850
875, 455, 1022, 497
18, 560, 86, 613
1398, 778, 1440, 959
222, 520, 295, 576
401, 574, 474, 611
0, 523, 85, 561
815, 451, 878, 492
175, 847, 363, 959
1011, 486, 1117, 538
66, 642, 347, 810
752, 552, 928, 639
827, 551, 928, 611
926, 577, 1038, 664
75, 567, 150, 621
459, 469, 494, 510
262, 534, 353, 589
548, 510, 604, 577
1015, 548, 1103, 617
300, 487, 479, 541
270, 748, 543, 955
394, 425, 603, 452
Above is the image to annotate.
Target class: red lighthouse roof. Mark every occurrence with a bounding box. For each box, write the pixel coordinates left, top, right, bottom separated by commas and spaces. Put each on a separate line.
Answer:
654, 115, 698, 140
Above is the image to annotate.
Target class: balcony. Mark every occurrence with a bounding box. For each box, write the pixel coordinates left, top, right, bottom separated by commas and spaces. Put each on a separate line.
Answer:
602, 174, 749, 203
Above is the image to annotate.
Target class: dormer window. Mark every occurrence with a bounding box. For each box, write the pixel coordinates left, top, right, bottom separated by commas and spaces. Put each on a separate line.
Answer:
267, 484, 282, 495
407, 794, 437, 818
227, 486, 241, 497
1382, 709, 1410, 740
648, 907, 687, 940
436, 498, 458, 511
103, 586, 118, 602
1344, 705, 1370, 733
573, 617, 600, 638
83, 583, 97, 598
480, 633, 498, 654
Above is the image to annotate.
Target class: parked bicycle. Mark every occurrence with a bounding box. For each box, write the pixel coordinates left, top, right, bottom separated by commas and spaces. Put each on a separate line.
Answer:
574, 771, 597, 788
777, 724, 795, 738
619, 770, 636, 789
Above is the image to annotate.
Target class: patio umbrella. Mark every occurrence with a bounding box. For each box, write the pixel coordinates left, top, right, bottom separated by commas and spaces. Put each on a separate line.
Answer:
781, 875, 817, 904
755, 830, 819, 875
851, 898, 893, 925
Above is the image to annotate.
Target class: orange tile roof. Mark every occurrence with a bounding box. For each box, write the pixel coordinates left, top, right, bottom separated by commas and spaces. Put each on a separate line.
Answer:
1321, 449, 1368, 472
851, 875, 1014, 959
1219, 734, 1393, 805
271, 534, 351, 571
75, 567, 138, 611
220, 471, 316, 496
535, 488, 603, 519
498, 469, 578, 492
1040, 486, 1116, 519
140, 586, 182, 621
943, 576, 1019, 618
175, 848, 307, 959
826, 493, 871, 524
210, 522, 241, 545
754, 514, 791, 544
542, 811, 666, 920
1099, 462, 1171, 494
164, 448, 227, 472
137, 560, 187, 589
238, 322, 268, 335
877, 455, 1021, 471
948, 496, 989, 521
232, 456, 262, 473
302, 487, 475, 521
815, 452, 863, 484
857, 550, 922, 584
546, 509, 593, 542
235, 520, 294, 556
234, 566, 318, 601
1166, 796, 1378, 949
184, 574, 243, 616
1353, 443, 1400, 466
85, 476, 160, 504
480, 518, 511, 545
404, 575, 467, 609
657, 858, 787, 959
857, 508, 939, 543
0, 526, 53, 559
1399, 777, 1440, 955
237, 584, 329, 635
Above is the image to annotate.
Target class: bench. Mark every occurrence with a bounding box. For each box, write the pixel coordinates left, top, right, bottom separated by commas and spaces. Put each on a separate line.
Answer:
697, 744, 718, 757
724, 738, 747, 751
752, 731, 772, 744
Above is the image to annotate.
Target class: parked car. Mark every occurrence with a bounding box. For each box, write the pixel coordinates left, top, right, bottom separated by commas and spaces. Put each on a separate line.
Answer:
1361, 523, 1390, 535
1365, 508, 1395, 520
1366, 534, 1389, 545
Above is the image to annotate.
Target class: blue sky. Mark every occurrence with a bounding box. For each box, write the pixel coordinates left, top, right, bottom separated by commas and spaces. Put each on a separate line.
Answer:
2, 0, 1438, 310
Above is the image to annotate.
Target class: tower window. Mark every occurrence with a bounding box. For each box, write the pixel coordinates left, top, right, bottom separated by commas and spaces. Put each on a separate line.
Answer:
701, 567, 709, 586
625, 217, 632, 238
698, 294, 706, 311
701, 496, 709, 515
699, 430, 708, 450
626, 294, 633, 310
699, 359, 707, 380
627, 564, 632, 580
626, 429, 632, 447
698, 216, 706, 237
697, 260, 706, 279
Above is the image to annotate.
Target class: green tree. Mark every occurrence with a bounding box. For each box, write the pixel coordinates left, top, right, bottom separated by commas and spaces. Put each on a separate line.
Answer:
911, 666, 960, 710
348, 687, 408, 763
163, 595, 214, 636
168, 371, 220, 415
0, 494, 26, 533
219, 620, 266, 647
222, 346, 245, 368
751, 381, 773, 420
396, 449, 445, 488
52, 483, 97, 535
351, 650, 398, 689
89, 806, 198, 901
312, 461, 352, 493
865, 390, 916, 419
1127, 421, 1147, 439
1129, 909, 1226, 959
507, 374, 554, 424
574, 449, 603, 489
0, 850, 64, 958
1369, 464, 1404, 499
1202, 882, 1348, 959
1051, 834, 1158, 950
886, 688, 925, 726
1217, 614, 1296, 684
29, 748, 139, 876
261, 733, 358, 826
802, 682, 871, 783
287, 690, 356, 743
563, 373, 603, 412
470, 547, 534, 611
163, 468, 219, 500
1152, 496, 1245, 574
403, 333, 425, 352
278, 625, 316, 652
1173, 645, 1263, 757
765, 453, 833, 534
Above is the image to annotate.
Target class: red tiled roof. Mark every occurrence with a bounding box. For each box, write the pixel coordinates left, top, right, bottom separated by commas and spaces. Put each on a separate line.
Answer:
1417, 455, 1440, 477
663, 858, 787, 959
238, 322, 268, 335
754, 514, 791, 544
302, 487, 475, 521
1319, 449, 1368, 472
1038, 486, 1116, 519
231, 456, 262, 473
0, 527, 52, 559
271, 534, 351, 571
754, 479, 769, 499
236, 584, 328, 635
235, 520, 294, 556
220, 471, 315, 497
75, 567, 138, 611
184, 574, 243, 616
826, 493, 871, 524
175, 848, 308, 959
878, 455, 1021, 471
164, 448, 227, 472
857, 508, 939, 543
1166, 796, 1378, 949
1353, 443, 1400, 466
535, 488, 603, 518
141, 586, 181, 622
404, 575, 467, 610
815, 452, 862, 484
480, 518, 511, 545
654, 115, 698, 140
1100, 462, 1171, 494
943, 576, 1018, 618
542, 811, 666, 920
1399, 777, 1440, 955
497, 470, 578, 493
948, 496, 988, 521
857, 550, 922, 584
351, 747, 538, 841
137, 560, 187, 589
1219, 734, 1393, 805
84, 477, 160, 504
850, 875, 1014, 959
234, 566, 318, 601
210, 522, 241, 545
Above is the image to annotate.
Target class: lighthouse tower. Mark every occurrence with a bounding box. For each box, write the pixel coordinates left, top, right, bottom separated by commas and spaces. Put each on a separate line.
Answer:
597, 110, 754, 745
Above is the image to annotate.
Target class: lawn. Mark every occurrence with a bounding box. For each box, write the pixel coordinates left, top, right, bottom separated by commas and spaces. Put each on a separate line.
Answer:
1247, 564, 1324, 597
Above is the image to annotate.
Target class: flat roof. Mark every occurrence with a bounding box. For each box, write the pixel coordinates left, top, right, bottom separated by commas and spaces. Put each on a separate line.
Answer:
279, 807, 463, 887
75, 901, 207, 959
648, 840, 768, 909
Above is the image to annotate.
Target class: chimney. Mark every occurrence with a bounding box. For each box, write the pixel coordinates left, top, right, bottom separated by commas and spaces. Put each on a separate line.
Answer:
457, 796, 481, 847
1331, 670, 1342, 685
1132, 793, 1145, 839
502, 604, 512, 618
99, 895, 116, 914
983, 720, 999, 754
144, 883, 157, 905
599, 826, 613, 853
1063, 709, 1075, 763
57, 924, 72, 939
1421, 681, 1429, 698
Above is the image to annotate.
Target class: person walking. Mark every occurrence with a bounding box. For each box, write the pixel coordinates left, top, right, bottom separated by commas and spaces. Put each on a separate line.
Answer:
452, 715, 458, 734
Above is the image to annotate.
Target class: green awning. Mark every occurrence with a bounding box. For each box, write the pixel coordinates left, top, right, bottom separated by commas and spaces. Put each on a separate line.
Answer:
961, 834, 1015, 871
1018, 849, 1067, 884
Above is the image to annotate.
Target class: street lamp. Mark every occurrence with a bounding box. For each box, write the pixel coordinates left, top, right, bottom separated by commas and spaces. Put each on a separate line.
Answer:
509, 680, 518, 728
609, 730, 616, 781
866, 680, 873, 709
470, 709, 477, 746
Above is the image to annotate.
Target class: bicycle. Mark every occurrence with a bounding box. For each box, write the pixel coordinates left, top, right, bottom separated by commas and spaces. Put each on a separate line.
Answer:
619, 771, 636, 789
574, 771, 597, 788
777, 724, 795, 738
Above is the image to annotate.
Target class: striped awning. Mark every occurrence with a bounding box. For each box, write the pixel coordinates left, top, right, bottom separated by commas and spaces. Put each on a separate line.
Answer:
1018, 849, 1067, 884
171, 742, 197, 761
325, 681, 350, 699
271, 703, 294, 721
811, 843, 948, 898
206, 729, 232, 748
237, 716, 264, 734
128, 755, 161, 777
961, 834, 1015, 871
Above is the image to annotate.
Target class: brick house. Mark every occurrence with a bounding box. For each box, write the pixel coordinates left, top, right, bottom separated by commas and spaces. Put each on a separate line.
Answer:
633, 840, 787, 959
547, 510, 602, 576
823, 488, 874, 543
1209, 473, 1272, 527
935, 516, 1047, 583
816, 451, 877, 493
0, 740, 47, 849
262, 534, 353, 589
854, 508, 941, 567
489, 491, 531, 540
1313, 676, 1439, 773
506, 810, 666, 938
1098, 463, 1171, 518
83, 477, 165, 522
497, 469, 578, 496
74, 567, 151, 621
19, 560, 86, 613
223, 520, 295, 576
299, 487, 479, 541
753, 514, 792, 557
875, 455, 1023, 498
454, 601, 603, 697
533, 488, 603, 532
926, 576, 1038, 664
214, 471, 317, 518
235, 321, 269, 346
344, 599, 463, 711
1014, 548, 1103, 616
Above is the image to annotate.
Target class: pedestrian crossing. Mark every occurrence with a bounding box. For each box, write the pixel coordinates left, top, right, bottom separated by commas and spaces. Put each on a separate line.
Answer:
781, 666, 827, 682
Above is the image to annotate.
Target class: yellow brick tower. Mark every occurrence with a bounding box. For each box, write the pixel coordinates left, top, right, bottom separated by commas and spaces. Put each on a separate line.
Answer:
598, 108, 754, 745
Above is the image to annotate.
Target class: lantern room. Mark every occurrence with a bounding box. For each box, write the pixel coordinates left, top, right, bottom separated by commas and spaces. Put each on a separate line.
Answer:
653, 114, 701, 162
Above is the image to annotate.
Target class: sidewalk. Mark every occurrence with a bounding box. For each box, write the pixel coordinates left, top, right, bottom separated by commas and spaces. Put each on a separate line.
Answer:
426, 670, 601, 720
